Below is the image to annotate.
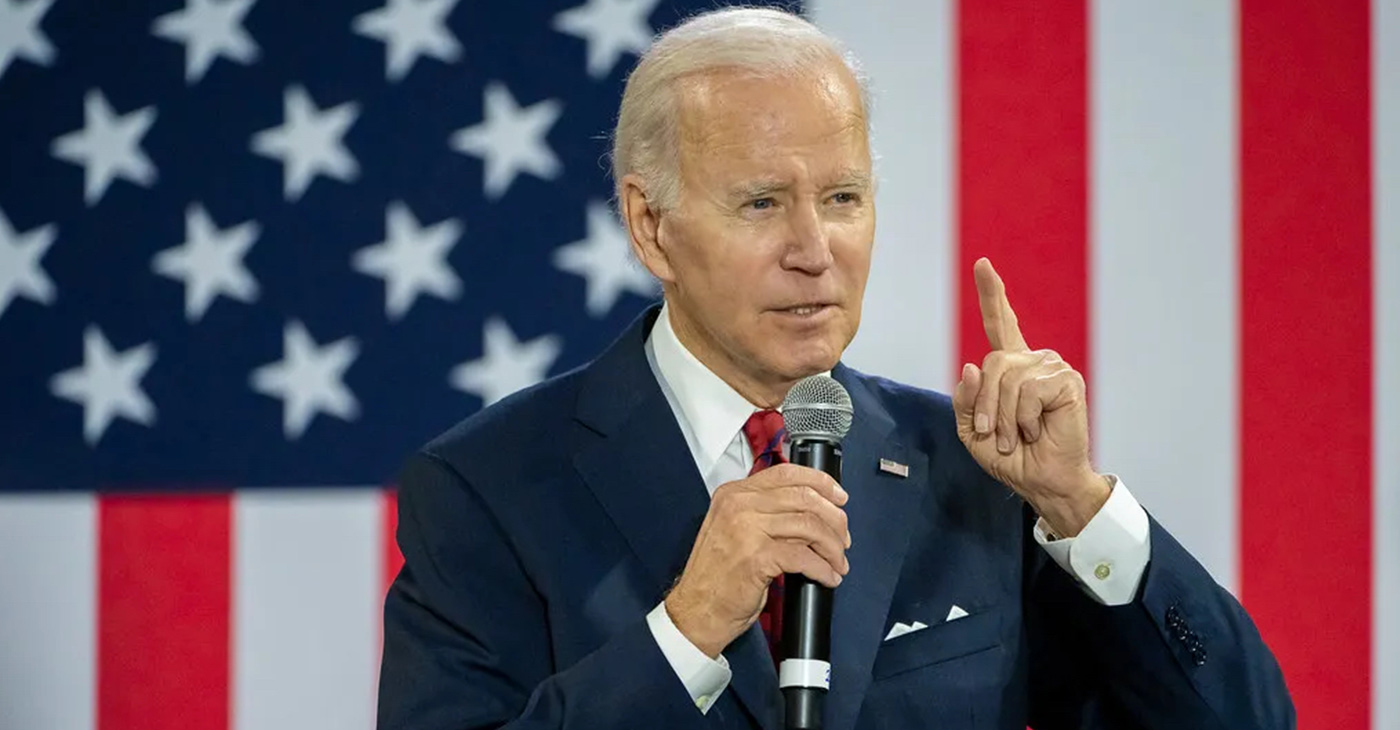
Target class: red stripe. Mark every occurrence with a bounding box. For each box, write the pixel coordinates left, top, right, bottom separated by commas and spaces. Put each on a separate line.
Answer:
98, 494, 231, 730
1239, 1, 1373, 725
383, 488, 403, 596
956, 0, 1090, 375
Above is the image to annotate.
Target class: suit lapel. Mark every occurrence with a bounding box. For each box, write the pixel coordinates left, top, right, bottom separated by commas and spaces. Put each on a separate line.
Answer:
572, 307, 783, 728
573, 307, 710, 593
822, 366, 928, 730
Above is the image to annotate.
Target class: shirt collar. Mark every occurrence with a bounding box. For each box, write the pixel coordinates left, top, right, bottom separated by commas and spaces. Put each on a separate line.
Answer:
648, 303, 760, 478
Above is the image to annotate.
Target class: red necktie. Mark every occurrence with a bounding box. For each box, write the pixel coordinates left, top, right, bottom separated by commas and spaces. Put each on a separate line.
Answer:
742, 409, 787, 667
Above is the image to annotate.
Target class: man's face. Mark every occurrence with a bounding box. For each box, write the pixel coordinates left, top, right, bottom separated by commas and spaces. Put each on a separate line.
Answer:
655, 61, 875, 401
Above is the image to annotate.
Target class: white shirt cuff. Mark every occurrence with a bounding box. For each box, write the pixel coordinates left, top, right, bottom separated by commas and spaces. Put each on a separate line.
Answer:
1032, 476, 1151, 606
645, 601, 732, 714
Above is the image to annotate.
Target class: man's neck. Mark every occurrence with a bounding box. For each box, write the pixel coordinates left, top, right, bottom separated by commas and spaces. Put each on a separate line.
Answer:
664, 305, 794, 409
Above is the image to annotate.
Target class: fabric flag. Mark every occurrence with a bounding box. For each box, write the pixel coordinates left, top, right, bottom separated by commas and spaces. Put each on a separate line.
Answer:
0, 1, 1394, 729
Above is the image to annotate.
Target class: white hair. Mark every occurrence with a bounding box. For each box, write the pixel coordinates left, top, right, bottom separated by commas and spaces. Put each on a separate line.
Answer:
611, 6, 872, 213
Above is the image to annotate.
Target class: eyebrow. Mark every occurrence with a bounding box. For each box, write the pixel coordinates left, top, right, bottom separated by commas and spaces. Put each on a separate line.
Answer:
829, 170, 874, 190
729, 179, 789, 202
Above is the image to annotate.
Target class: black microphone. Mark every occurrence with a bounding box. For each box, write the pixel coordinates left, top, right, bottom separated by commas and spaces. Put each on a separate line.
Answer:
779, 375, 854, 730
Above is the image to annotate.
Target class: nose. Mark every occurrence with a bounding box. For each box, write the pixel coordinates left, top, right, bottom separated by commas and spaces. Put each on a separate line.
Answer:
780, 203, 834, 275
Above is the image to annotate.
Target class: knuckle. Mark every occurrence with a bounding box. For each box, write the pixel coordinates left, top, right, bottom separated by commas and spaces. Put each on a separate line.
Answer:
728, 508, 752, 533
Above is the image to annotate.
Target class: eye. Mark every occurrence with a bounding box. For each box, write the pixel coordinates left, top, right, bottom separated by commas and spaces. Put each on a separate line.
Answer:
749, 197, 775, 211
830, 192, 859, 205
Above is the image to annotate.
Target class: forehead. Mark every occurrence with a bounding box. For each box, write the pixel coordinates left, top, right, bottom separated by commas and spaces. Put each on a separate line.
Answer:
674, 63, 870, 183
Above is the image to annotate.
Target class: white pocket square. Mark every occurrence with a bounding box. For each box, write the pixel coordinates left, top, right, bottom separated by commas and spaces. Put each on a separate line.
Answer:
883, 620, 929, 642
945, 604, 969, 622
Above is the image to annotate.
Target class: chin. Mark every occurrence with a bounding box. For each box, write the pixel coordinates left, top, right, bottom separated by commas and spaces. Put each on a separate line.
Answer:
774, 341, 844, 380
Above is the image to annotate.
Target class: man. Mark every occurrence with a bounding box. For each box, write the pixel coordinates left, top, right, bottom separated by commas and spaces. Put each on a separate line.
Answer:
378, 8, 1293, 729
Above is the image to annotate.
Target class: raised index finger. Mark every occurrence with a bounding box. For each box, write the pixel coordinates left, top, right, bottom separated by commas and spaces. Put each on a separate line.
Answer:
973, 257, 1029, 352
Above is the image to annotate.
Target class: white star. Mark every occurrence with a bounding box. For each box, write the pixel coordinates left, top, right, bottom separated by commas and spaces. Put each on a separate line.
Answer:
250, 321, 360, 440
449, 317, 562, 407
450, 82, 563, 200
352, 201, 463, 320
0, 0, 55, 81
553, 200, 656, 316
152, 204, 260, 322
553, 0, 658, 79
0, 208, 57, 320
353, 0, 462, 82
151, 0, 260, 84
251, 85, 360, 201
51, 90, 158, 206
50, 326, 157, 445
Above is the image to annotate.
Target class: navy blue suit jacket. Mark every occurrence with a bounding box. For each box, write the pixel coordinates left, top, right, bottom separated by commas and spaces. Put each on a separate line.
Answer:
378, 307, 1294, 729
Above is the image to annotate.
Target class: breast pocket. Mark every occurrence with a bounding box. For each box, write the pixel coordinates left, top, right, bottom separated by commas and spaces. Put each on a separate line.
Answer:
871, 606, 1004, 681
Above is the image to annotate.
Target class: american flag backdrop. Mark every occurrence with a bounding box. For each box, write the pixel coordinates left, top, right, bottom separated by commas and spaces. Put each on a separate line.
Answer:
0, 1, 1394, 729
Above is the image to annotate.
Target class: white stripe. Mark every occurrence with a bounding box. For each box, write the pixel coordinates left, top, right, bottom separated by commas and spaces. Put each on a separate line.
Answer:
1089, 0, 1240, 591
0, 495, 96, 730
1373, 1, 1399, 727
233, 489, 381, 730
808, 0, 955, 391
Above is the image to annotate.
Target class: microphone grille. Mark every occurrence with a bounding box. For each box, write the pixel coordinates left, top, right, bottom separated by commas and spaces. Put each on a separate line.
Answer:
781, 375, 854, 441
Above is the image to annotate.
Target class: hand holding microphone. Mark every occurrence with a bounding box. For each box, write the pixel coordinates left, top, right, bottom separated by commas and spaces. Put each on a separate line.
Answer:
664, 444, 850, 660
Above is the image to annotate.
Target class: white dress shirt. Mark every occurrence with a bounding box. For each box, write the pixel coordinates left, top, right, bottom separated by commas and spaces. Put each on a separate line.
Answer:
641, 304, 1151, 714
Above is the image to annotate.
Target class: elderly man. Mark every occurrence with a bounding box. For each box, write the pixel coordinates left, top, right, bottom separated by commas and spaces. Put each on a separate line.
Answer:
378, 8, 1292, 730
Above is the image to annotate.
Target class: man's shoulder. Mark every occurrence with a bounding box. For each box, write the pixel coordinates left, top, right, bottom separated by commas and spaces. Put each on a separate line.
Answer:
418, 362, 592, 477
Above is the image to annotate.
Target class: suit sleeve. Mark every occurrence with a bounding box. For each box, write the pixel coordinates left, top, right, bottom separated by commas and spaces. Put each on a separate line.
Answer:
1025, 510, 1296, 730
377, 452, 711, 730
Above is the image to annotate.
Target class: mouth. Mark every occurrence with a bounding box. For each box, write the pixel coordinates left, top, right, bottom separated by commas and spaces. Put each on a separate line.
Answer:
773, 303, 836, 318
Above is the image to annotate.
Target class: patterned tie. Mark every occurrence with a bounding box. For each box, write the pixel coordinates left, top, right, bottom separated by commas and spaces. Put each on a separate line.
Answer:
742, 409, 787, 667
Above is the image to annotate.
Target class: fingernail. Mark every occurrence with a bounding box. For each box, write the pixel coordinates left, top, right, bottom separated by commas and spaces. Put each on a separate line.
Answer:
833, 573, 843, 586
975, 413, 990, 434
835, 483, 849, 502
962, 363, 975, 380
843, 556, 850, 573
845, 531, 852, 548
997, 434, 1013, 454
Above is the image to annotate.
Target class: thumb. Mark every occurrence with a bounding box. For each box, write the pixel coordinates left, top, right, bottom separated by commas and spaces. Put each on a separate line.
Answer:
953, 362, 981, 429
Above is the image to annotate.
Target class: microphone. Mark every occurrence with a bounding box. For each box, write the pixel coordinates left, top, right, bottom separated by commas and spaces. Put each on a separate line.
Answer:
779, 375, 854, 730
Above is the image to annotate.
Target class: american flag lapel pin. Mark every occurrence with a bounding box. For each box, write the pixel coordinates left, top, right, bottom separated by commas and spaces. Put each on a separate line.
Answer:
878, 458, 909, 478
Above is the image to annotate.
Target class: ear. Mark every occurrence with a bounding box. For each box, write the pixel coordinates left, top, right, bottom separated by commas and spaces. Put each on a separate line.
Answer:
620, 173, 675, 283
